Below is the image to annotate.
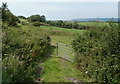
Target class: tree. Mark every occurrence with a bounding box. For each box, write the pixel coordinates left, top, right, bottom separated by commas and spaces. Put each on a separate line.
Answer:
28, 14, 41, 22
2, 2, 8, 11
72, 22, 79, 29
64, 22, 72, 28
18, 16, 26, 19
2, 2, 19, 26
57, 20, 64, 27
27, 14, 46, 22
41, 15, 46, 22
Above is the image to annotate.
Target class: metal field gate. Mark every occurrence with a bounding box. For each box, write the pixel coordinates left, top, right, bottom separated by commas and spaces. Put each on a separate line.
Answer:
56, 42, 75, 62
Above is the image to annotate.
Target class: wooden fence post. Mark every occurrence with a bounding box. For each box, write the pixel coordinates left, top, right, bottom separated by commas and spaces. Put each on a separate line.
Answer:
57, 42, 58, 55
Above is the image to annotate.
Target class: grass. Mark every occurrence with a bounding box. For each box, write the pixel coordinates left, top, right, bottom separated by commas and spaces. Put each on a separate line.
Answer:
41, 50, 91, 82
51, 35, 73, 45
78, 21, 118, 28
40, 26, 85, 34
38, 25, 91, 82
78, 22, 109, 27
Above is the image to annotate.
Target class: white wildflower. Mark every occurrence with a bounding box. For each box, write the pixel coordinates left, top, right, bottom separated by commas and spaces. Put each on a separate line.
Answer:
85, 71, 88, 73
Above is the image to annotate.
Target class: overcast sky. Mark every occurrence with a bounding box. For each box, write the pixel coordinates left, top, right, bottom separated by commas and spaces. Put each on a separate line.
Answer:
0, 0, 118, 20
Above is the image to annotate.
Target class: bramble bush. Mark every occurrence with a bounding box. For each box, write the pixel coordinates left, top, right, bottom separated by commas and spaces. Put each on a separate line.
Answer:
2, 26, 51, 83
72, 22, 120, 83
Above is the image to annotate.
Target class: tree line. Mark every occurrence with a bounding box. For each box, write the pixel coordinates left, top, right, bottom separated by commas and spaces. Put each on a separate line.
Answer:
21, 15, 86, 29
46, 20, 81, 29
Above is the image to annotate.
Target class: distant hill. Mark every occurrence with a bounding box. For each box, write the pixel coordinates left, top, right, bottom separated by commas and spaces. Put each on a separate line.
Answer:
72, 18, 118, 22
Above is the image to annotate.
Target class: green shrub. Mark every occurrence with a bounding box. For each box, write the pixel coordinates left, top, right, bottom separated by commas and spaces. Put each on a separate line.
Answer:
33, 21, 41, 27
72, 22, 120, 83
2, 26, 51, 83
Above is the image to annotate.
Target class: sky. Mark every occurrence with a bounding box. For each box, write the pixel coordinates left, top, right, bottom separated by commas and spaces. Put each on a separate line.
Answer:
0, 0, 118, 20
0, 0, 119, 2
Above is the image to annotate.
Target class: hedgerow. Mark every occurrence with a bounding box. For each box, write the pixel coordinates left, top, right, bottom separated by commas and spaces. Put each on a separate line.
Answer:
72, 22, 120, 83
